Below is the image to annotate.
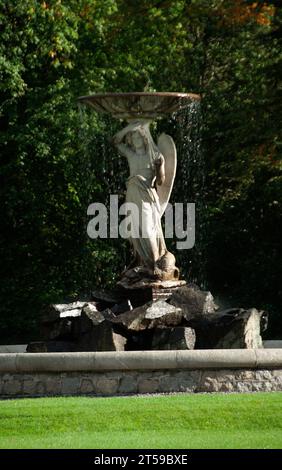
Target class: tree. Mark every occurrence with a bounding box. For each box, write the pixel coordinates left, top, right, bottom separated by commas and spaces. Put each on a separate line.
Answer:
0, 0, 281, 341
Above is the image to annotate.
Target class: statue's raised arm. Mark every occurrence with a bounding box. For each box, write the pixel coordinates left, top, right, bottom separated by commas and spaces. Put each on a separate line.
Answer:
112, 121, 142, 158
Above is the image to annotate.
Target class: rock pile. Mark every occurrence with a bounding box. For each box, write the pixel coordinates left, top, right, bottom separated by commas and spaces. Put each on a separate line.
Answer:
27, 284, 268, 352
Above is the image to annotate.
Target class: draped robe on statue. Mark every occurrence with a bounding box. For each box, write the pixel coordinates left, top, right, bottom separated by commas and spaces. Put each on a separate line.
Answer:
113, 120, 178, 282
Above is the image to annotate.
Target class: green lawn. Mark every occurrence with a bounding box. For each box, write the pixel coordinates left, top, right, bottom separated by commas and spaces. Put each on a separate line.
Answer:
0, 393, 281, 449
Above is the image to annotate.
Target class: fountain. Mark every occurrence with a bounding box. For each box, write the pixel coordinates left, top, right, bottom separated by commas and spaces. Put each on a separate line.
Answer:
3, 93, 277, 401
78, 92, 200, 293
27, 92, 268, 354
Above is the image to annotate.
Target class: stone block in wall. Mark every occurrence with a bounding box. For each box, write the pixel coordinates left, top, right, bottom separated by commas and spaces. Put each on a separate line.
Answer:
80, 378, 95, 394
35, 381, 46, 395
23, 379, 36, 395
138, 378, 159, 394
236, 382, 253, 393
3, 378, 22, 395
254, 370, 273, 380
158, 374, 177, 393
234, 370, 255, 381
197, 372, 220, 392
95, 377, 119, 395
177, 370, 202, 392
61, 376, 80, 395
218, 381, 235, 392
45, 376, 62, 395
215, 370, 237, 383
119, 375, 138, 394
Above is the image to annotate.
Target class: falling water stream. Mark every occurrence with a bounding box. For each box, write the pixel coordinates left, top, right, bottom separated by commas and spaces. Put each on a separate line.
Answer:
156, 101, 207, 287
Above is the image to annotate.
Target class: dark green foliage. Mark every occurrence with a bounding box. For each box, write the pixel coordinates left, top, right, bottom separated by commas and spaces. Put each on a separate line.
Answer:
0, 0, 281, 341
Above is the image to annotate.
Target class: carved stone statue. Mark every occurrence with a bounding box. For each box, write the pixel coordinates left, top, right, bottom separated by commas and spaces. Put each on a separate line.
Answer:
78, 92, 201, 289
112, 120, 179, 286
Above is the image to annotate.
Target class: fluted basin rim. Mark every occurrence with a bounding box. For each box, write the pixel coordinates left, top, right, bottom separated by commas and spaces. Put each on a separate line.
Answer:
78, 92, 201, 101
77, 92, 201, 119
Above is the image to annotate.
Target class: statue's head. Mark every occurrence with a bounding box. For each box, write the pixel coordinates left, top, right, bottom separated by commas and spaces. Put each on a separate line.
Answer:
126, 128, 148, 152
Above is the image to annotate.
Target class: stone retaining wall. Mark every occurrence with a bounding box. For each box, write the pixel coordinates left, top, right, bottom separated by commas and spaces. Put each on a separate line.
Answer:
0, 350, 282, 397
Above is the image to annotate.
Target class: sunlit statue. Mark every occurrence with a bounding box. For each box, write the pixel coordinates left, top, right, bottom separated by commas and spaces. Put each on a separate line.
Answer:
78, 92, 200, 288
112, 120, 179, 286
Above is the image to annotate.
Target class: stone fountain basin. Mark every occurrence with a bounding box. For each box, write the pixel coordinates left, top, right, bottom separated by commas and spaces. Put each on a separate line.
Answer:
1, 350, 282, 396
77, 92, 200, 119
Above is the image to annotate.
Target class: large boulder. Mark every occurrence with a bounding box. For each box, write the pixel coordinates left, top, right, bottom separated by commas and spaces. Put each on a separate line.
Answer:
188, 307, 268, 349
41, 301, 94, 323
111, 300, 183, 331
75, 320, 127, 352
40, 301, 98, 340
168, 284, 218, 318
151, 327, 196, 350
